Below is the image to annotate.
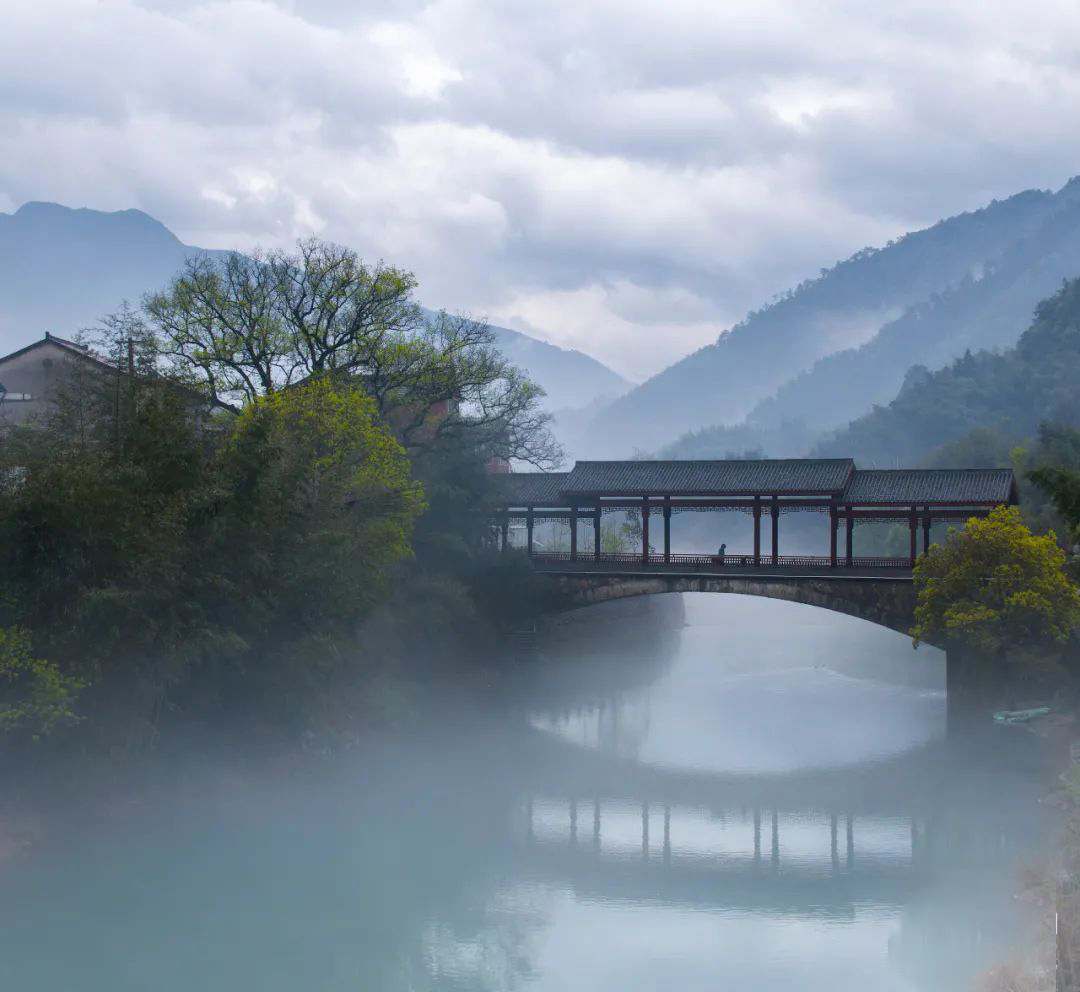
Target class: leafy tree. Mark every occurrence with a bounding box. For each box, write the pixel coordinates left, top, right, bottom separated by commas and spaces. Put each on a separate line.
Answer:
142, 239, 560, 466
0, 627, 84, 741
912, 505, 1080, 658
1028, 464, 1080, 546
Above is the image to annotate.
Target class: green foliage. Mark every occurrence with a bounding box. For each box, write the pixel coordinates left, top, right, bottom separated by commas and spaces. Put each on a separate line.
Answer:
819, 277, 1080, 465
1026, 424, 1080, 548
912, 506, 1080, 657
0, 627, 85, 740
0, 365, 425, 747
144, 239, 559, 467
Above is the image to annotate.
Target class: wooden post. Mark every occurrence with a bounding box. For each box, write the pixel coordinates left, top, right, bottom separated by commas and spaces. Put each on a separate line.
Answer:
753, 496, 761, 566
908, 506, 917, 564
526, 507, 534, 556
593, 505, 602, 561
500, 514, 509, 553
829, 503, 838, 567
771, 496, 779, 564
845, 504, 854, 566
570, 504, 578, 562
641, 496, 650, 564
663, 499, 671, 564
922, 505, 931, 554
771, 810, 780, 871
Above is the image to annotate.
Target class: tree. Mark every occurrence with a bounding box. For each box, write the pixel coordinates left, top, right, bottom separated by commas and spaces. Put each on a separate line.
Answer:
143, 239, 560, 467
1028, 465, 1080, 545
911, 505, 1080, 659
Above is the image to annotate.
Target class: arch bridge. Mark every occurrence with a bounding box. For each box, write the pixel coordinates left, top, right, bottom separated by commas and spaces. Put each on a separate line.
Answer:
495, 458, 1017, 636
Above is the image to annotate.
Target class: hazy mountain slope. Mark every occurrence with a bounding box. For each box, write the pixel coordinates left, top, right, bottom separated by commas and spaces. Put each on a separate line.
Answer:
0, 201, 228, 347
813, 277, 1080, 467
748, 178, 1080, 434
588, 182, 1071, 455
0, 202, 628, 413
485, 325, 629, 412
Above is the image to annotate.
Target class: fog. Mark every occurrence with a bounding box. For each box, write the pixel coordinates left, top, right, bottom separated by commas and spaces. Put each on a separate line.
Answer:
0, 594, 1049, 991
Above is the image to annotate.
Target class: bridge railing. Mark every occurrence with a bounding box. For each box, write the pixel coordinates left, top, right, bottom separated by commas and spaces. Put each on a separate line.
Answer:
527, 551, 911, 570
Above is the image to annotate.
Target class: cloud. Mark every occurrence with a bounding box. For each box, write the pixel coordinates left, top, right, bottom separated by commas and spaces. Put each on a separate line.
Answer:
1, 0, 1079, 377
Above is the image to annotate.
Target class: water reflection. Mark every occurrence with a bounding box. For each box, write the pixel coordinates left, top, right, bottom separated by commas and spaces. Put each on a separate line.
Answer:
0, 593, 1051, 992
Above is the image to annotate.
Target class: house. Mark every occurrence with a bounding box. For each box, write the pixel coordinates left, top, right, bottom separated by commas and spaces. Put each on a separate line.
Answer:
0, 333, 210, 429
0, 333, 118, 425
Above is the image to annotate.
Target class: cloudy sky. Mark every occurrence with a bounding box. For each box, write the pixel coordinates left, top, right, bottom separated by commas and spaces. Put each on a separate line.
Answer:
2, 1, 1079, 379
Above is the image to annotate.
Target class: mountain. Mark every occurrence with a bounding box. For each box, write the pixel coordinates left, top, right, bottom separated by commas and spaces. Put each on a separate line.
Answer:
747, 178, 1080, 435
589, 178, 1080, 455
481, 325, 628, 413
813, 276, 1080, 467
0, 201, 628, 415
0, 201, 229, 348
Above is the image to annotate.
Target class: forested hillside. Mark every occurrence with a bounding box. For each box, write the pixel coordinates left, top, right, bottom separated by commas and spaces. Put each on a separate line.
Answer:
588, 180, 1079, 454
748, 178, 1080, 434
814, 278, 1080, 466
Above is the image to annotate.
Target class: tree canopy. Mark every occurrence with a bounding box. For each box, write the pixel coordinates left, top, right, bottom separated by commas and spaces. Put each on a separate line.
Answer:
912, 505, 1080, 656
141, 239, 560, 467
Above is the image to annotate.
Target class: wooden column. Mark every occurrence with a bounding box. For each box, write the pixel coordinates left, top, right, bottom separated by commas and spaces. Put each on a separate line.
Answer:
641, 496, 650, 564
845, 504, 854, 566
569, 504, 578, 562
922, 505, 931, 554
663, 499, 672, 563
500, 513, 509, 553
593, 505, 602, 561
829, 503, 838, 566
771, 496, 779, 564
526, 507, 534, 555
753, 496, 761, 565
908, 505, 918, 564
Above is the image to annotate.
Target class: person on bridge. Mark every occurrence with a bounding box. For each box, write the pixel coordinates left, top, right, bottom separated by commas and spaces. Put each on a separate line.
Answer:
717, 542, 726, 564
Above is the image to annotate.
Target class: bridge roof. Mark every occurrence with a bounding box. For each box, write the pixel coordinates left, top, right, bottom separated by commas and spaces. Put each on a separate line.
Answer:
499, 461, 1018, 507
500, 471, 571, 507
842, 468, 1017, 506
560, 459, 855, 497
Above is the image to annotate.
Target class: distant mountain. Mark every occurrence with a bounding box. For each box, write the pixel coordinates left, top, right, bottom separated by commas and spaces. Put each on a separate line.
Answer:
813, 277, 1080, 467
0, 201, 628, 416
589, 178, 1080, 455
0, 201, 229, 348
748, 178, 1080, 435
483, 325, 629, 413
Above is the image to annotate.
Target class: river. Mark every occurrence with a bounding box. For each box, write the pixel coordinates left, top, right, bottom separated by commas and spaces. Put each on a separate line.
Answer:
0, 593, 1052, 990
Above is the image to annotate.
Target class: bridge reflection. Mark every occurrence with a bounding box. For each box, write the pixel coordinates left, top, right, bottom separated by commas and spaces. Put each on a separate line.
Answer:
517, 791, 1032, 923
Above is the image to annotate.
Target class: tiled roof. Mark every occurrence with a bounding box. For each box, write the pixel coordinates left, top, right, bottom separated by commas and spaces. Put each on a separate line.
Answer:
561, 459, 855, 496
500, 472, 570, 506
842, 469, 1016, 505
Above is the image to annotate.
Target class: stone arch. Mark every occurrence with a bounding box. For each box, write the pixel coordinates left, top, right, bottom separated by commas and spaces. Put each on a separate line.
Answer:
541, 573, 920, 641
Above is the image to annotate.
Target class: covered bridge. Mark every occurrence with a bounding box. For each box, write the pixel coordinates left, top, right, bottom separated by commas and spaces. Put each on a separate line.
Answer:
495, 459, 1017, 570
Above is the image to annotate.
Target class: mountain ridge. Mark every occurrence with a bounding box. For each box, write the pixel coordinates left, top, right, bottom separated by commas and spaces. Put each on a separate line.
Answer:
589, 179, 1079, 455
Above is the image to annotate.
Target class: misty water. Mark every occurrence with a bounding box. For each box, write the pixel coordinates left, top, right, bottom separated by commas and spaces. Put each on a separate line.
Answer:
0, 594, 1051, 991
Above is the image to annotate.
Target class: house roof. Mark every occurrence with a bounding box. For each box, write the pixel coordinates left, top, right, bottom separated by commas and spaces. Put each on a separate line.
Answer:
0, 333, 116, 372
841, 469, 1017, 506
560, 459, 856, 497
